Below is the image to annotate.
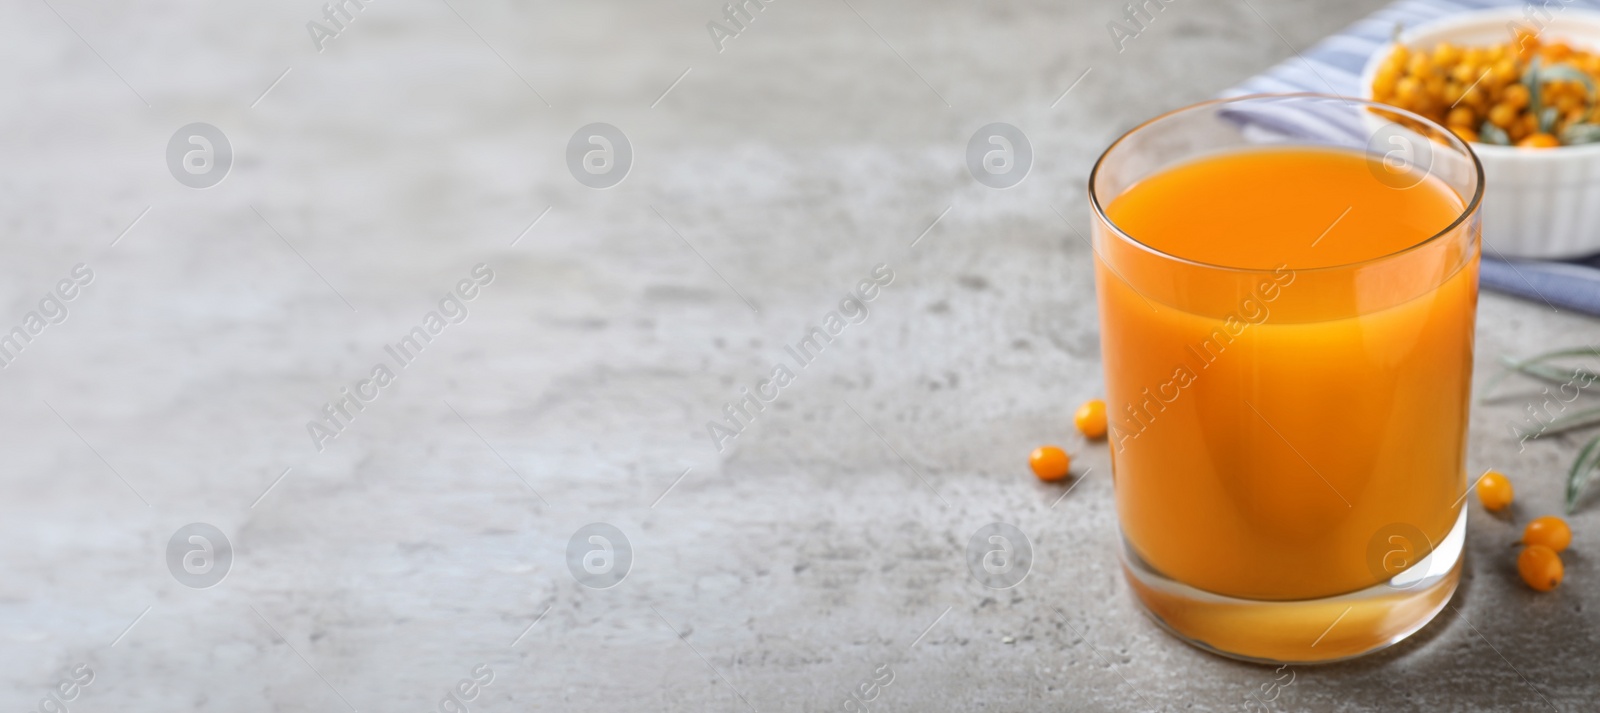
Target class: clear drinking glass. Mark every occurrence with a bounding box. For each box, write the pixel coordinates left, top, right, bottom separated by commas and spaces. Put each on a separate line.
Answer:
1088, 94, 1483, 663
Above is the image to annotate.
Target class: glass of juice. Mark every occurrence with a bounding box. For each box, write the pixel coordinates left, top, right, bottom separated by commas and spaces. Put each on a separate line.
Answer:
1089, 94, 1482, 663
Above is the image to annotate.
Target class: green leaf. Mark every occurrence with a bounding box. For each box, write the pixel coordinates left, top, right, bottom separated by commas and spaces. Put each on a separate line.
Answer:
1561, 122, 1600, 145
1566, 433, 1600, 514
1540, 63, 1597, 97
1540, 106, 1560, 134
1482, 346, 1600, 400
1524, 57, 1544, 113
1479, 121, 1511, 145
1507, 346, 1600, 365
1503, 357, 1597, 385
1519, 405, 1600, 439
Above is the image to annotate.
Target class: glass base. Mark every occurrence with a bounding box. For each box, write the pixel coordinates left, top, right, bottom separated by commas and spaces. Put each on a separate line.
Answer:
1121, 508, 1466, 664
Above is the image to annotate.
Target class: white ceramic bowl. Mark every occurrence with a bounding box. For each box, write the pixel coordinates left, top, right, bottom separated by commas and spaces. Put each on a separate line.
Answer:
1361, 7, 1600, 258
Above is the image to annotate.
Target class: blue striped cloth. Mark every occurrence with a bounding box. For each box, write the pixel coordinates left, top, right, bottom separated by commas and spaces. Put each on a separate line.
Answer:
1221, 0, 1600, 316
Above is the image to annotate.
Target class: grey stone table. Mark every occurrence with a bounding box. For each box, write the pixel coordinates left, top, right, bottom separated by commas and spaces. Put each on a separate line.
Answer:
2, 0, 1597, 710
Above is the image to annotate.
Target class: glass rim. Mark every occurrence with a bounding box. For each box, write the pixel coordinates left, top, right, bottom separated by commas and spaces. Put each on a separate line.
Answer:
1086, 92, 1485, 275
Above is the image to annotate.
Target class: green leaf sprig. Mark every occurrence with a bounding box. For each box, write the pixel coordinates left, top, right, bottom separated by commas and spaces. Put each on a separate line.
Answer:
1569, 437, 1600, 514
1486, 345, 1600, 513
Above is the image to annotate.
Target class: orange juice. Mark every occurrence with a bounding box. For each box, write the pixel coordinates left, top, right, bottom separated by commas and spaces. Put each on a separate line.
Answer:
1095, 146, 1477, 602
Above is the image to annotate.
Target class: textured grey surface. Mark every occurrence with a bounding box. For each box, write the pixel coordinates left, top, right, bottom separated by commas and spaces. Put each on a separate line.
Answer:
2, 0, 1598, 711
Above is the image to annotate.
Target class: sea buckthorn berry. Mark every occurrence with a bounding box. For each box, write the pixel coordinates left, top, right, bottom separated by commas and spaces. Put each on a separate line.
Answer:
1434, 42, 1462, 67
1519, 133, 1561, 148
1517, 545, 1563, 592
1523, 516, 1572, 552
1408, 53, 1434, 76
1502, 83, 1531, 109
1373, 69, 1399, 98
1074, 400, 1108, 440
1492, 58, 1518, 82
1449, 125, 1479, 143
1518, 112, 1539, 133
1446, 106, 1475, 128
1395, 77, 1421, 103
1488, 102, 1518, 129
1029, 446, 1071, 482
1476, 470, 1513, 511
1516, 35, 1541, 59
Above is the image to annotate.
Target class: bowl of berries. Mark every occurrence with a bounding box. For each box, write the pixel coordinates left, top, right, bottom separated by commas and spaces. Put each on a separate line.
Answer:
1362, 8, 1600, 258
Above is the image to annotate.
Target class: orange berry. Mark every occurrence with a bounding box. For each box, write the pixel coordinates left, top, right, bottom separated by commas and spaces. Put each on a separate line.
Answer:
1385, 45, 1411, 70
1517, 545, 1563, 592
1523, 516, 1572, 552
1476, 470, 1513, 511
1492, 58, 1518, 83
1518, 132, 1560, 148
1433, 42, 1462, 68
1372, 70, 1399, 99
1513, 28, 1539, 52
1424, 74, 1446, 97
1449, 125, 1479, 143
1074, 400, 1107, 439
1516, 35, 1541, 60
1395, 77, 1422, 103
1502, 83, 1531, 110
1408, 53, 1434, 77
1488, 102, 1518, 129
1029, 446, 1071, 482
